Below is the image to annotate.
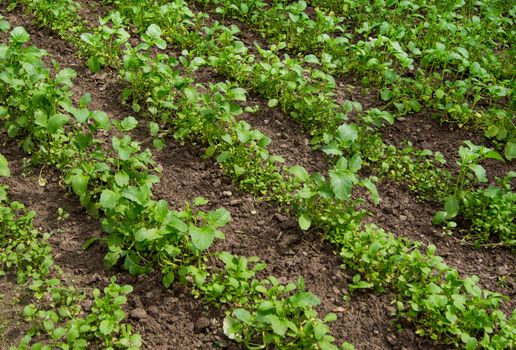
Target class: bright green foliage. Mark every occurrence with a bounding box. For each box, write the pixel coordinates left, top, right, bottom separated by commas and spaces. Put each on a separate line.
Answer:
338, 225, 516, 349
196, 0, 515, 150
4, 2, 515, 348
379, 144, 451, 200
0, 188, 140, 349
79, 11, 129, 71
0, 26, 224, 282
447, 173, 516, 247
0, 153, 10, 177
190, 252, 351, 349
431, 141, 515, 246
0, 24, 348, 349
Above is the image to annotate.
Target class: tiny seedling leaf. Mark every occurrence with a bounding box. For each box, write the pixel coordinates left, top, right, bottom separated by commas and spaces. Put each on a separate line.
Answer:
298, 214, 311, 231
0, 154, 10, 177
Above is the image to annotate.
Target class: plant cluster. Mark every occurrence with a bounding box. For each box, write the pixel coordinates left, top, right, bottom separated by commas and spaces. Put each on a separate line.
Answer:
97, 0, 515, 249
0, 25, 350, 349
0, 181, 140, 349
432, 142, 515, 247
6, 2, 516, 348
195, 0, 515, 153
339, 225, 515, 350
190, 253, 347, 349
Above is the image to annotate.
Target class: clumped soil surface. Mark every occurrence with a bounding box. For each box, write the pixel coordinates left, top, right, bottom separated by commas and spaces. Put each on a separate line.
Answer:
1, 2, 514, 350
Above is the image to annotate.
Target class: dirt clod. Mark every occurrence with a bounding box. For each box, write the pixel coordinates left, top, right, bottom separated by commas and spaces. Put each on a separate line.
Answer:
130, 308, 148, 320
194, 317, 211, 333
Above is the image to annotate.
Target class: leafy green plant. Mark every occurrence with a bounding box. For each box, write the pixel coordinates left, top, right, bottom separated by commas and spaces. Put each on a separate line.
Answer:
0, 24, 351, 349
79, 11, 129, 72
190, 252, 352, 349
339, 224, 515, 349
432, 142, 506, 234
0, 187, 140, 349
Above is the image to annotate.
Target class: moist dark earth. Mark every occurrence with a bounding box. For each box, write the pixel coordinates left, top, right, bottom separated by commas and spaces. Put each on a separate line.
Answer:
0, 2, 514, 350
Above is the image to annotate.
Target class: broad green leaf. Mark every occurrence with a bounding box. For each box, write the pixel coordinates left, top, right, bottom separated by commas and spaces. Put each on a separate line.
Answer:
118, 116, 138, 131
313, 322, 328, 340
55, 68, 76, 87
504, 141, 515, 161
432, 210, 447, 224
268, 99, 278, 108
99, 320, 114, 335
361, 178, 379, 205
104, 251, 120, 268
485, 125, 499, 138
87, 56, 101, 73
444, 196, 459, 217
348, 154, 362, 172
149, 121, 160, 136
53, 327, 67, 339
468, 164, 487, 183
183, 87, 198, 102
324, 313, 337, 322
230, 88, 247, 101
80, 32, 95, 45
47, 114, 69, 134
0, 154, 10, 177
189, 225, 215, 251
455, 47, 469, 58
162, 271, 175, 288
408, 98, 421, 112
123, 253, 148, 275
114, 172, 129, 187
70, 174, 89, 197
100, 190, 117, 209
288, 165, 309, 182
233, 309, 251, 324
298, 214, 311, 231
304, 54, 320, 64
121, 187, 143, 205
167, 216, 187, 233
329, 170, 353, 200
193, 197, 209, 206
289, 291, 320, 308
146, 24, 162, 40
23, 304, 37, 317
10, 26, 29, 43
135, 228, 162, 242
462, 334, 477, 350
337, 124, 358, 142
153, 138, 165, 150
207, 208, 231, 228
91, 111, 111, 130
267, 315, 287, 336
380, 89, 392, 101
223, 317, 240, 340
484, 149, 503, 161
257, 300, 274, 314
0, 20, 10, 32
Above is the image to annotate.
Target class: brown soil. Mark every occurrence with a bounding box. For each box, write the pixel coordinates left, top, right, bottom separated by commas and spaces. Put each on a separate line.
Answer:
1, 1, 514, 350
